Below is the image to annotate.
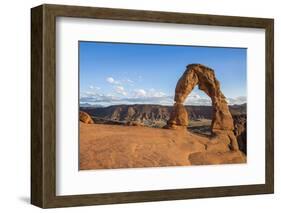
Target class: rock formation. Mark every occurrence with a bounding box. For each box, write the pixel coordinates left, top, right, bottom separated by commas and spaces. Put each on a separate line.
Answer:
167, 103, 189, 127
167, 64, 239, 150
233, 114, 247, 154
79, 111, 94, 124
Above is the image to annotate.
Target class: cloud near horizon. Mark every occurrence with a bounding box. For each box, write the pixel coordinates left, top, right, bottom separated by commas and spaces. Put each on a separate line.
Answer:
81, 75, 246, 106
80, 88, 246, 107
115, 86, 127, 96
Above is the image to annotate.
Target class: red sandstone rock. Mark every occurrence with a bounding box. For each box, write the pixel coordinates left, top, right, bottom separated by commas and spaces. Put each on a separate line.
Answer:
167, 64, 239, 150
233, 114, 247, 153
79, 111, 94, 124
167, 103, 189, 128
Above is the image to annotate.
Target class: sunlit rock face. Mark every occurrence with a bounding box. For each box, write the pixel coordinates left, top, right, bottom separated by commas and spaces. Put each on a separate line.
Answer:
80, 111, 94, 124
167, 64, 239, 150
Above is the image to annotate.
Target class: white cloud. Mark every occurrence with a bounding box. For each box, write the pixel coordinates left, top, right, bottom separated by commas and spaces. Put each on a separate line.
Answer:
106, 77, 135, 86
80, 88, 173, 106
189, 94, 200, 99
133, 89, 147, 97
80, 92, 118, 103
123, 79, 134, 85
106, 77, 114, 83
147, 88, 166, 98
133, 88, 166, 98
80, 87, 246, 107
182, 92, 246, 106
89, 85, 100, 90
184, 93, 211, 106
106, 77, 120, 85
226, 96, 247, 105
115, 86, 127, 96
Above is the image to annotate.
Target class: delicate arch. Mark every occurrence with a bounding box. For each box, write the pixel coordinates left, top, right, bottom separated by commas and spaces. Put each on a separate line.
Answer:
167, 64, 234, 132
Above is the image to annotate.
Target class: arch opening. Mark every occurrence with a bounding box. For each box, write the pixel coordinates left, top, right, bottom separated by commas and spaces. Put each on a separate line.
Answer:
186, 86, 213, 136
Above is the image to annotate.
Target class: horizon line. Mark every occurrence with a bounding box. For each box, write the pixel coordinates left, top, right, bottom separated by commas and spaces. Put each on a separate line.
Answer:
79, 102, 247, 107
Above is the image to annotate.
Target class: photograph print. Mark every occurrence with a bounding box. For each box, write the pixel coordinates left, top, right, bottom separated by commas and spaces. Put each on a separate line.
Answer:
79, 41, 247, 170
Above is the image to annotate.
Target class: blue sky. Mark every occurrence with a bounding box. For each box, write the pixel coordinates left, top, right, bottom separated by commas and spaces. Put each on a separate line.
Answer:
79, 41, 247, 106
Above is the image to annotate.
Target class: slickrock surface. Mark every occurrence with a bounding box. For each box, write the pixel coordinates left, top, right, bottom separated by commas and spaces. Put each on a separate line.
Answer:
79, 123, 245, 170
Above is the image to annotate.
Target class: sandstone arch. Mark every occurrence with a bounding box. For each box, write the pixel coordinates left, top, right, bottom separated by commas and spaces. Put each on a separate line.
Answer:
167, 64, 239, 150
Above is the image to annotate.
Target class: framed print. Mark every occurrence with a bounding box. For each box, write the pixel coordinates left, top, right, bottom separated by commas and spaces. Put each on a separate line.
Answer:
31, 4, 274, 208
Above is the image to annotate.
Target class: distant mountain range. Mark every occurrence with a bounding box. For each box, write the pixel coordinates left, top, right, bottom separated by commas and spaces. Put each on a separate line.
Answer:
80, 103, 246, 123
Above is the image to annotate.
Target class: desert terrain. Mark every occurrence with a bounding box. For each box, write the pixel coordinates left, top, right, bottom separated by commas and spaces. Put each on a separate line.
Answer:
80, 122, 245, 170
